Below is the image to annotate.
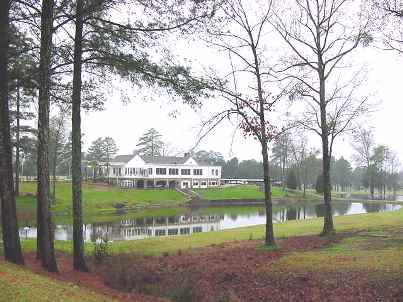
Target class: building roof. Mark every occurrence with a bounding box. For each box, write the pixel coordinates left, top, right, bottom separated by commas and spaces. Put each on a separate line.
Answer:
111, 154, 213, 166
111, 154, 135, 163
141, 155, 191, 165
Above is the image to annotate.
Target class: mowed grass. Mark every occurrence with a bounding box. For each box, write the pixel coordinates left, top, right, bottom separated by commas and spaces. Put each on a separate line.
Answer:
18, 181, 186, 215
16, 207, 403, 257
0, 262, 117, 302
196, 185, 322, 200
196, 185, 284, 200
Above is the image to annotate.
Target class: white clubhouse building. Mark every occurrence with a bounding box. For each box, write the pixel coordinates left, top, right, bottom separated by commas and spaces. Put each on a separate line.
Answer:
108, 153, 222, 189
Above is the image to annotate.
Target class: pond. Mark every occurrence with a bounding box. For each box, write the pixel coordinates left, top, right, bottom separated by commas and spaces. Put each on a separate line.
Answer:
18, 201, 402, 242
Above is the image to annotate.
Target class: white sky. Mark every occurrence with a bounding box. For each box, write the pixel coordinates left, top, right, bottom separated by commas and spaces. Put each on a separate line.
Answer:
79, 5, 403, 164
80, 46, 402, 162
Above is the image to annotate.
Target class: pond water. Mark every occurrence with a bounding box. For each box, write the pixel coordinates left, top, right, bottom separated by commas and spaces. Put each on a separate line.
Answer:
18, 201, 402, 242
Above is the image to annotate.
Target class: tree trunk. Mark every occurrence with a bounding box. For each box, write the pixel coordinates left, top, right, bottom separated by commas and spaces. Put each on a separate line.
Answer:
15, 80, 20, 196
319, 75, 334, 236
0, 0, 24, 265
52, 143, 57, 203
251, 39, 275, 246
71, 0, 88, 272
37, 0, 58, 272
262, 142, 275, 246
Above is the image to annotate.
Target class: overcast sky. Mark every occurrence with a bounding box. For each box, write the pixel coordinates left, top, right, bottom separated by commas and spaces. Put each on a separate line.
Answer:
79, 5, 403, 164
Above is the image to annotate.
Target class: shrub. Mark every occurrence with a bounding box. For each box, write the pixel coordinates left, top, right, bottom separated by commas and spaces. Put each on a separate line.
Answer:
92, 238, 110, 264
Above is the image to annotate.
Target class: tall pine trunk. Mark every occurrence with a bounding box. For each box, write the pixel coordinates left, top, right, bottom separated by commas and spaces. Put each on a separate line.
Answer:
15, 80, 20, 196
71, 0, 88, 272
0, 0, 24, 265
37, 0, 58, 272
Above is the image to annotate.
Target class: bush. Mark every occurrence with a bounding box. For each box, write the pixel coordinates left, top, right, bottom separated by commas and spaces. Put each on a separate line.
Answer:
92, 238, 110, 264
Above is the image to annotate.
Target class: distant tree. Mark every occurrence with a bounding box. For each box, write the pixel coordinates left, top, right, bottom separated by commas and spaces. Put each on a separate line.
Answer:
102, 137, 118, 180
301, 151, 321, 197
271, 132, 291, 191
332, 157, 353, 192
351, 126, 376, 197
87, 137, 106, 179
49, 109, 69, 201
194, 150, 225, 166
222, 157, 239, 178
87, 137, 118, 180
286, 169, 298, 190
238, 160, 264, 179
136, 128, 164, 158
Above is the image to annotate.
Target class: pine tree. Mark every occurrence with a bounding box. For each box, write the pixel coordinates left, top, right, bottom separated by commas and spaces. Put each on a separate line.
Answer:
136, 128, 164, 158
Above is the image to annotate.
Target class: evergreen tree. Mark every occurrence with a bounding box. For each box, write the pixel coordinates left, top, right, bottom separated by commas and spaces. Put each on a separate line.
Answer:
286, 169, 298, 190
136, 128, 164, 158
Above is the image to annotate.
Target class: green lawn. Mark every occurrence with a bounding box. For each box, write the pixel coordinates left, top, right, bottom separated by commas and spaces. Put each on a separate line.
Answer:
0, 262, 117, 302
18, 182, 186, 216
196, 185, 320, 200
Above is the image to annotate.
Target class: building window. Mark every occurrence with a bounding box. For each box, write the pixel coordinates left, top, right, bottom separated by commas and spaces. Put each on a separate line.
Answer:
193, 169, 203, 175
193, 182, 199, 186
193, 227, 202, 233
155, 230, 166, 236
168, 229, 178, 236
156, 168, 166, 175
148, 168, 153, 175
180, 228, 190, 235
181, 169, 190, 175
216, 169, 219, 176
201, 181, 207, 186
169, 168, 179, 175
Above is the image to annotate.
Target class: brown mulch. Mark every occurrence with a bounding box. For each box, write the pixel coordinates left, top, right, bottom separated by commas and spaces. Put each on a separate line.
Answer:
3, 234, 403, 302
96, 234, 403, 302
20, 252, 169, 302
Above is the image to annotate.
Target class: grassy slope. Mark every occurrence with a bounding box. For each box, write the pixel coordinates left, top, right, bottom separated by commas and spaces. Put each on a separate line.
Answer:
0, 262, 117, 302
196, 185, 321, 200
16, 207, 403, 256
18, 182, 185, 215
196, 185, 281, 200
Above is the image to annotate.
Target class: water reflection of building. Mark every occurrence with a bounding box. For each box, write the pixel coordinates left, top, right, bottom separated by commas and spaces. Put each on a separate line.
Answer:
89, 214, 224, 241
18, 214, 224, 242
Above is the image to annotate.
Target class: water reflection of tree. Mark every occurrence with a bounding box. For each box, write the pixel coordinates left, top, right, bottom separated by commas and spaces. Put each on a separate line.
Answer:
314, 204, 326, 217
362, 203, 386, 213
286, 207, 297, 220
333, 202, 351, 216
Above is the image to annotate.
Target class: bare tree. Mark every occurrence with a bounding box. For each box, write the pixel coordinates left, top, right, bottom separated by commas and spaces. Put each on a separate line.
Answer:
273, 0, 370, 235
200, 0, 278, 246
0, 0, 24, 265
351, 125, 376, 198
373, 0, 403, 53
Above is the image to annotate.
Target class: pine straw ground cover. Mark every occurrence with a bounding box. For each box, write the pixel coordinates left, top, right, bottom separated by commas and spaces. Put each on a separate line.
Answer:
96, 229, 403, 302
